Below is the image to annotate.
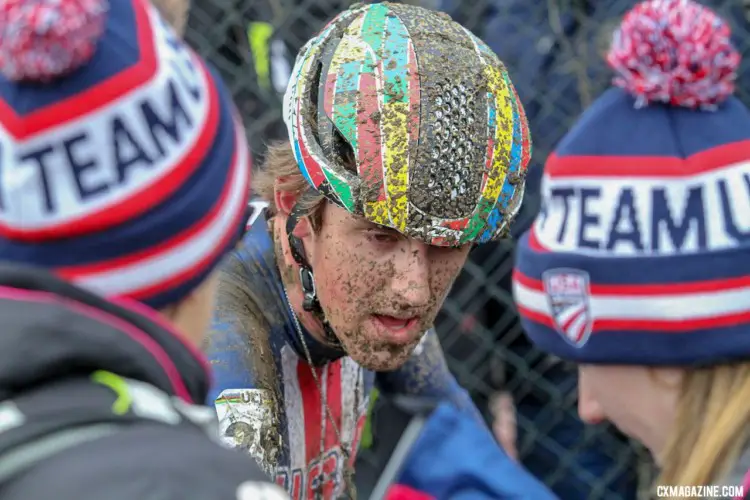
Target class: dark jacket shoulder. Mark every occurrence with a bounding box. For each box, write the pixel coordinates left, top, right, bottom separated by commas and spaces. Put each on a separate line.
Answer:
0, 423, 287, 500
0, 265, 286, 500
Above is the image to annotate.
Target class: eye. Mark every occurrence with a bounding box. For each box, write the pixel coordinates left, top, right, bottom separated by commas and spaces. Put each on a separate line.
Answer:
366, 229, 399, 244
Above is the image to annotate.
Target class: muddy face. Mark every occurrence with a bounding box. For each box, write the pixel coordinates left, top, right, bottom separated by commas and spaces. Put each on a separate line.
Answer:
305, 202, 469, 371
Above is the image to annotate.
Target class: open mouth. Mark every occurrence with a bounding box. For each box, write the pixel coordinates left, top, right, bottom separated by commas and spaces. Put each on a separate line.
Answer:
371, 314, 420, 343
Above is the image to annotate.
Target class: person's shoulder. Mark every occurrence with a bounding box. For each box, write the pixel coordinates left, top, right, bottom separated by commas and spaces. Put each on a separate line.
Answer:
205, 265, 281, 405
2, 423, 289, 500
206, 199, 280, 401
211, 198, 282, 341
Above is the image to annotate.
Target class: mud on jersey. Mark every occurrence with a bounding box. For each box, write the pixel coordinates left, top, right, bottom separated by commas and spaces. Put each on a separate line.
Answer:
205, 201, 482, 499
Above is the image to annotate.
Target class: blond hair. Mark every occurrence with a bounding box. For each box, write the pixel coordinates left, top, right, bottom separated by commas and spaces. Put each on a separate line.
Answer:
657, 362, 750, 497
253, 141, 326, 230
151, 0, 191, 35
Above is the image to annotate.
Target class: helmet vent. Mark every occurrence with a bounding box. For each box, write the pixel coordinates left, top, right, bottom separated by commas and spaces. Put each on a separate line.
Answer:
307, 61, 323, 144
333, 127, 356, 172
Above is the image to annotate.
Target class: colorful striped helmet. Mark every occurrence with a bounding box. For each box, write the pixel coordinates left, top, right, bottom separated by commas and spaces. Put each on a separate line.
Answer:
283, 2, 531, 246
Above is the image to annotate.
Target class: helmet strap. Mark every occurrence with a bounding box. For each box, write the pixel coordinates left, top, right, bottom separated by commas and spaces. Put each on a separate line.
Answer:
285, 203, 343, 349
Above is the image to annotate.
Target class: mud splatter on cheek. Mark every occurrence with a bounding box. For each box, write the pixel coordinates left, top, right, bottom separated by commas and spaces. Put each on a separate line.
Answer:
421, 250, 469, 320
320, 243, 390, 314
430, 262, 461, 301
314, 235, 407, 368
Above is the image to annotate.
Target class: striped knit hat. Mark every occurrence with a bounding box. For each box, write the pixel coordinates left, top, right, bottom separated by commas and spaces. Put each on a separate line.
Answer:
0, 0, 251, 308
513, 0, 750, 365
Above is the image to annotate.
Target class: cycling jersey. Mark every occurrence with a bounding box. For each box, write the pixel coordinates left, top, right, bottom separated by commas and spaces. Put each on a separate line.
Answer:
205, 202, 482, 499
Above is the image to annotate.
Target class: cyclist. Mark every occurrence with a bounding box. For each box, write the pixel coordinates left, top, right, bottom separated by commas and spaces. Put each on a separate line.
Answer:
206, 3, 531, 498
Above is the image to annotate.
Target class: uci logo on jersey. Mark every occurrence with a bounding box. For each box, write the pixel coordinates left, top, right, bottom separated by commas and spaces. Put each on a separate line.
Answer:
542, 269, 593, 348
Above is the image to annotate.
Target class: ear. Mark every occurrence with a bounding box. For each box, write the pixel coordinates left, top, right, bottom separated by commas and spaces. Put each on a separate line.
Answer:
274, 179, 298, 216
274, 180, 315, 241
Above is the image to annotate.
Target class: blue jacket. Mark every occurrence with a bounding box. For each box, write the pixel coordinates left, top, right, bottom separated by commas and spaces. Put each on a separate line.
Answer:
390, 402, 559, 500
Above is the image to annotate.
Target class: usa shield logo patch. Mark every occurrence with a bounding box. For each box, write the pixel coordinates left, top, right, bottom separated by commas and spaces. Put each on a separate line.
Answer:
542, 269, 593, 348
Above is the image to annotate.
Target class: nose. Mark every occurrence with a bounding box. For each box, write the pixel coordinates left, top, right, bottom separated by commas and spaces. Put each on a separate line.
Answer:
390, 242, 431, 308
577, 368, 605, 425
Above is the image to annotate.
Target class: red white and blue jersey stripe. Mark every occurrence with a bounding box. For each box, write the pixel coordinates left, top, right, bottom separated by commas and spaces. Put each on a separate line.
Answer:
272, 346, 368, 498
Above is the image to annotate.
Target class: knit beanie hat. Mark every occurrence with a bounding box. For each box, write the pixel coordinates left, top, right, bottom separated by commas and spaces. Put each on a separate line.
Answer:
513, 0, 750, 366
0, 0, 251, 309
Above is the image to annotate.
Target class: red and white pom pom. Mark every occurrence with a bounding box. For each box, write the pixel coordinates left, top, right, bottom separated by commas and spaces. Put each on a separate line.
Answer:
0, 0, 109, 82
607, 0, 740, 110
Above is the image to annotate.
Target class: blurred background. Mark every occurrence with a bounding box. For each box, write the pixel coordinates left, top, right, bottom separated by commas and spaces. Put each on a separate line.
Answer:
183, 1, 750, 498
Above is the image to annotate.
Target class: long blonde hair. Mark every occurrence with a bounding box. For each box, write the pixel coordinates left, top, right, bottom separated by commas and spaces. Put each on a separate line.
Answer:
658, 362, 750, 495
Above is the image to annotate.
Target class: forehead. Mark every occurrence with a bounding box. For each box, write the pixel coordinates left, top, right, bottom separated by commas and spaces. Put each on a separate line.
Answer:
318, 202, 472, 252
321, 202, 391, 231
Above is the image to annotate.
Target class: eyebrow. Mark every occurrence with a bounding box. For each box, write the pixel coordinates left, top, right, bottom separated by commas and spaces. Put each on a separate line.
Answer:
353, 218, 396, 233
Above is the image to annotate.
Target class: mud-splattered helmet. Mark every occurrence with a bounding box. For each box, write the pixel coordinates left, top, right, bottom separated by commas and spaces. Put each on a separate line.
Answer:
283, 2, 532, 246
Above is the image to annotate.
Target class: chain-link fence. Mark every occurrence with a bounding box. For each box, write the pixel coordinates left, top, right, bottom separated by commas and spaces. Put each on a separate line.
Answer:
183, 1, 750, 498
